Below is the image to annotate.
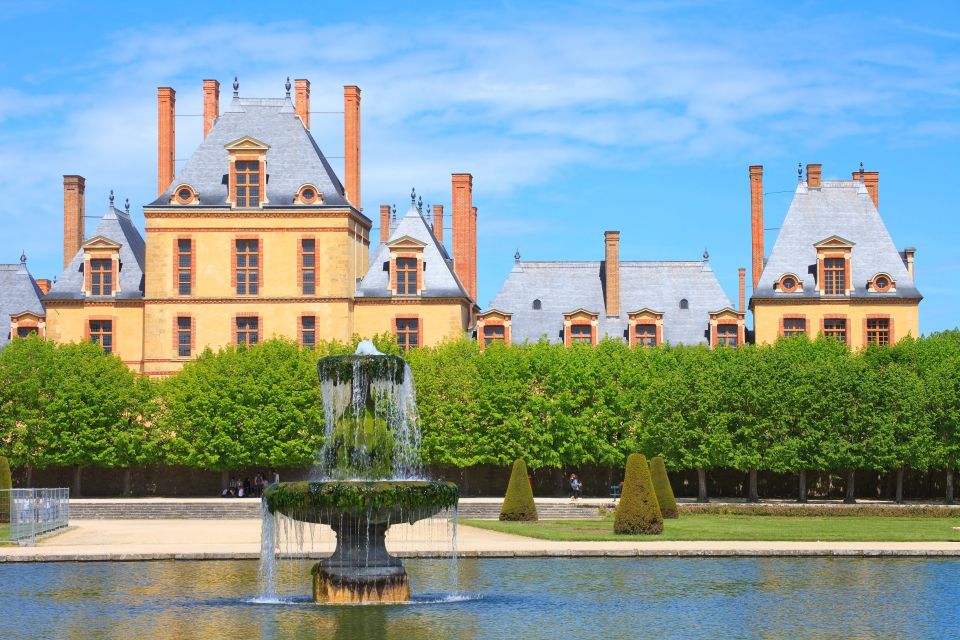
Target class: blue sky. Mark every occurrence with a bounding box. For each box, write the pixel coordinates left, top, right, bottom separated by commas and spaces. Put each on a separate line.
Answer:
1, 1, 958, 333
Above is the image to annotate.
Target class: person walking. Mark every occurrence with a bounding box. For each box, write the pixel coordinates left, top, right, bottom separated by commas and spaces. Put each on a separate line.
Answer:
569, 474, 582, 501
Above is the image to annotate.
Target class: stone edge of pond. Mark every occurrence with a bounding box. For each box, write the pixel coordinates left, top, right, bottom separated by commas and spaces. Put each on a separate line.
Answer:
4, 548, 960, 562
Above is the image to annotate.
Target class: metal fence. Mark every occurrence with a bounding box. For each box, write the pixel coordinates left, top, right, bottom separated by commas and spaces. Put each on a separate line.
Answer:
1, 488, 70, 546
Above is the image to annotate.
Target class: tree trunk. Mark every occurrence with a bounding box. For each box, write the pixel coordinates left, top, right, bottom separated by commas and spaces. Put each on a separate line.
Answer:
72, 465, 83, 498
843, 469, 856, 504
797, 470, 808, 503
895, 466, 904, 504
747, 469, 759, 502
696, 468, 709, 503
221, 469, 230, 493
122, 468, 133, 496
24, 463, 33, 488
946, 468, 955, 506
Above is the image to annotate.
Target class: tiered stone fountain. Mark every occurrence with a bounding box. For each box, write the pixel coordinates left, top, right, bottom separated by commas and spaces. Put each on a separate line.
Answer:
262, 341, 458, 604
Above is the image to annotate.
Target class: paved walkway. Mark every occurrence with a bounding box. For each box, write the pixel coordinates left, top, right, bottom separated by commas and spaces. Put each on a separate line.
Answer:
2, 519, 959, 562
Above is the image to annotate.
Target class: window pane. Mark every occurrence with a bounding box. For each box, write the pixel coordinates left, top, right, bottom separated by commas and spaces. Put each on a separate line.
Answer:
302, 254, 315, 268
178, 317, 191, 330
302, 316, 315, 329
302, 240, 315, 252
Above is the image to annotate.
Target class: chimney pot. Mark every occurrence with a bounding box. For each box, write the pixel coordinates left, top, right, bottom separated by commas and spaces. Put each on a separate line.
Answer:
202, 79, 219, 139
806, 163, 822, 189
294, 79, 310, 129
604, 231, 621, 317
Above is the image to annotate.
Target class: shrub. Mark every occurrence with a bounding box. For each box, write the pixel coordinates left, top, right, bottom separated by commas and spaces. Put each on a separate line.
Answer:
614, 453, 663, 534
499, 459, 537, 521
649, 456, 678, 518
0, 456, 11, 491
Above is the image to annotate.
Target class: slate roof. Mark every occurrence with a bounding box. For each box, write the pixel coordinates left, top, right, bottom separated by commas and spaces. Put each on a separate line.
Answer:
0, 256, 45, 347
356, 204, 470, 300
46, 204, 146, 300
150, 96, 352, 209
489, 259, 734, 345
754, 179, 920, 299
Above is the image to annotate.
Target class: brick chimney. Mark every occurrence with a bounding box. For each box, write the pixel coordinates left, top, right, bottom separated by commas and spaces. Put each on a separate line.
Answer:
452, 173, 475, 300
433, 204, 444, 246
471, 206, 478, 301
604, 231, 620, 316
903, 247, 916, 279
379, 204, 391, 244
806, 163, 822, 189
35, 279, 51, 295
852, 168, 879, 209
202, 79, 219, 139
738, 267, 746, 312
63, 175, 85, 268
344, 85, 361, 210
295, 79, 310, 129
157, 87, 176, 196
749, 165, 764, 290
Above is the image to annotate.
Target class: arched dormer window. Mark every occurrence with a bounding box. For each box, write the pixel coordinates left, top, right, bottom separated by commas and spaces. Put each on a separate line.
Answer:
679, 299, 689, 310
171, 184, 198, 205
868, 273, 895, 293
533, 299, 542, 310
776, 273, 803, 293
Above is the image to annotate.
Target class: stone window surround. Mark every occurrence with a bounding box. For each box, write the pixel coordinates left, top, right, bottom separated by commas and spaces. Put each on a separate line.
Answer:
709, 308, 745, 349
563, 309, 599, 347
393, 314, 422, 351
172, 314, 195, 358
476, 309, 512, 351
627, 309, 663, 348
10, 312, 45, 339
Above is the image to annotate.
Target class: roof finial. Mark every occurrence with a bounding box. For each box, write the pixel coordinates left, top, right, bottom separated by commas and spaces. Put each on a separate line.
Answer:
514, 249, 521, 263
797, 162, 803, 182
20, 250, 27, 265
410, 187, 416, 207
233, 77, 239, 98
109, 190, 115, 207
125, 198, 130, 213
391, 204, 397, 221
859, 161, 865, 182
285, 77, 291, 98
703, 248, 709, 261
417, 195, 423, 214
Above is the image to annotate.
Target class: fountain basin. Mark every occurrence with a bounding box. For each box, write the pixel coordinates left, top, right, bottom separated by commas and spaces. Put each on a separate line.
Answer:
263, 480, 459, 603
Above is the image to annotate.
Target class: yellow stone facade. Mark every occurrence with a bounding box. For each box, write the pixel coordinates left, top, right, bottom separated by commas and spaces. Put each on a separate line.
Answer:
752, 301, 919, 348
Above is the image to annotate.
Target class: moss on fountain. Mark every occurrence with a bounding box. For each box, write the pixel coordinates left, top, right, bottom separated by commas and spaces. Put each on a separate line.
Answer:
263, 480, 459, 522
317, 354, 406, 386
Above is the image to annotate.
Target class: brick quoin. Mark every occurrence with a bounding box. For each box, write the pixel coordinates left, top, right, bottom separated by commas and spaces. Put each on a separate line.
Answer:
157, 87, 176, 196
63, 175, 85, 269
749, 165, 764, 290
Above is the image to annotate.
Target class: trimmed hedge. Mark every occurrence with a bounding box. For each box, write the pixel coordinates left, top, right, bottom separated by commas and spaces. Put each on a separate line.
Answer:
650, 456, 678, 518
679, 504, 960, 518
0, 456, 10, 491
500, 459, 538, 521
614, 453, 663, 534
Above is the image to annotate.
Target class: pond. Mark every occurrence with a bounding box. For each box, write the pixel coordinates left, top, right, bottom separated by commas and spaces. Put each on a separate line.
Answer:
2, 557, 957, 639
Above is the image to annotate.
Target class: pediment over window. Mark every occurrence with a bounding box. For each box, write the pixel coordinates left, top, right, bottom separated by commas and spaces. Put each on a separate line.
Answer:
478, 308, 512, 321
224, 136, 270, 152
562, 308, 599, 322
10, 311, 44, 323
814, 235, 855, 249
626, 308, 664, 321
81, 236, 122, 251
386, 235, 428, 250
708, 307, 744, 321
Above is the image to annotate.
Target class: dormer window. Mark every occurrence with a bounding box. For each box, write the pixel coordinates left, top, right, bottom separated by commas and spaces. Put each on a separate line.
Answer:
777, 273, 803, 293
80, 236, 122, 297
396, 257, 417, 294
709, 308, 745, 349
679, 299, 689, 310
90, 259, 113, 296
628, 309, 663, 348
172, 184, 198, 205
563, 309, 599, 347
225, 136, 270, 208
295, 184, 322, 205
386, 235, 427, 297
814, 236, 854, 296
533, 299, 542, 310
868, 273, 895, 293
235, 160, 261, 207
476, 309, 512, 351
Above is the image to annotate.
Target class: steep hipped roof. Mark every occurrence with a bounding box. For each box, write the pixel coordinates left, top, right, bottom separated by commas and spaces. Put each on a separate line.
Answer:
356, 204, 469, 300
47, 204, 146, 300
489, 259, 733, 345
755, 180, 920, 299
151, 97, 351, 208
0, 256, 45, 347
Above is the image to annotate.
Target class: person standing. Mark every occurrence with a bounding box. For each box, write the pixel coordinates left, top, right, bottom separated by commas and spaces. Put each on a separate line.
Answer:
569, 474, 582, 501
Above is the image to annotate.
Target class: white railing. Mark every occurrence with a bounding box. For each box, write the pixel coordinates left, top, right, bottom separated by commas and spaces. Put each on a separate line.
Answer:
1, 488, 70, 546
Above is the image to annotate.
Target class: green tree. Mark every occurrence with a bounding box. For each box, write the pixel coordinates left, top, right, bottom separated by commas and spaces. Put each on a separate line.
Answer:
614, 453, 662, 534
0, 456, 11, 491
499, 459, 537, 521
914, 333, 960, 503
649, 456, 677, 518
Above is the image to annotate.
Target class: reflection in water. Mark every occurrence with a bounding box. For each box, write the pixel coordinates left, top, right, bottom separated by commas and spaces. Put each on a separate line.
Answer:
3, 558, 959, 640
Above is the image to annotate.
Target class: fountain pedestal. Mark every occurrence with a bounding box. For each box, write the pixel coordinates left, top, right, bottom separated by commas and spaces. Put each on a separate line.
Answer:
312, 518, 409, 603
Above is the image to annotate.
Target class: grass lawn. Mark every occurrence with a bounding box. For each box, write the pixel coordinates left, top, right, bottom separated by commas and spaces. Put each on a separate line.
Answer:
461, 515, 960, 542
0, 523, 9, 544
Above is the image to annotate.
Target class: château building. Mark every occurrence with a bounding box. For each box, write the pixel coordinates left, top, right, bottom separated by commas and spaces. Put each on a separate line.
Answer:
748, 163, 921, 346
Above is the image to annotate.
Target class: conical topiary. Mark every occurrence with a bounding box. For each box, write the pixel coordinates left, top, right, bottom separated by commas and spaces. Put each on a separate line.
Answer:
649, 456, 678, 519
0, 456, 11, 492
499, 459, 538, 521
614, 453, 663, 534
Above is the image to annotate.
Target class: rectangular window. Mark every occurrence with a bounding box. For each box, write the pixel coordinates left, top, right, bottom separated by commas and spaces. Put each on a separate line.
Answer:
635, 324, 657, 347
782, 318, 806, 337
570, 324, 592, 345
396, 257, 418, 295
301, 239, 316, 295
236, 316, 259, 346
301, 316, 316, 349
717, 324, 738, 347
16, 327, 36, 338
235, 160, 261, 207
866, 318, 890, 346
89, 320, 113, 354
235, 239, 259, 295
483, 325, 505, 346
823, 257, 846, 295
396, 318, 419, 350
90, 259, 113, 296
823, 318, 847, 343
177, 316, 192, 357
177, 239, 192, 295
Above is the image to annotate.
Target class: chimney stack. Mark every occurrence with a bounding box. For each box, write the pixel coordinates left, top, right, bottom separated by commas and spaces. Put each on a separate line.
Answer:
157, 87, 176, 196
379, 204, 391, 244
604, 231, 621, 317
749, 165, 764, 290
202, 79, 219, 139
738, 267, 746, 312
452, 173, 476, 300
471, 206, 478, 301
63, 175, 85, 268
343, 85, 361, 210
295, 79, 310, 129
903, 247, 916, 279
806, 163, 822, 189
35, 279, 51, 295
852, 168, 879, 209
433, 204, 444, 246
